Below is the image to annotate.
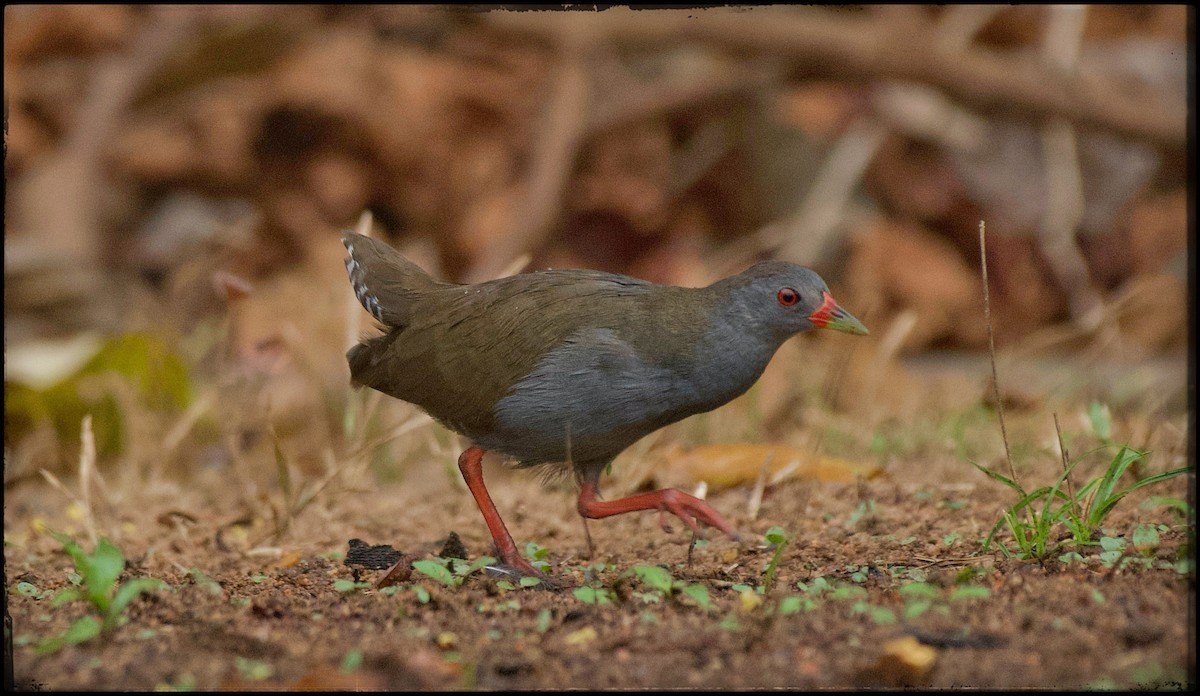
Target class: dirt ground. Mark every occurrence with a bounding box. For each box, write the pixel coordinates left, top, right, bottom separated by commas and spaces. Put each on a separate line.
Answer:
4, 350, 1194, 691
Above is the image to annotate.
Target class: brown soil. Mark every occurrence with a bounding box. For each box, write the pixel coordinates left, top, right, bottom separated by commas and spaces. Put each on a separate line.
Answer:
5, 354, 1194, 691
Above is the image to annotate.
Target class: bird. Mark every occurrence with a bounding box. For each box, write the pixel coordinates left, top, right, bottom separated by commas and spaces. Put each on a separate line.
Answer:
342, 230, 867, 585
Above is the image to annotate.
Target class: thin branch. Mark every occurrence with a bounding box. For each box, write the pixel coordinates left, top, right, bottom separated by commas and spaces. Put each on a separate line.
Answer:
1052, 413, 1080, 522
487, 7, 1184, 147
979, 220, 1018, 485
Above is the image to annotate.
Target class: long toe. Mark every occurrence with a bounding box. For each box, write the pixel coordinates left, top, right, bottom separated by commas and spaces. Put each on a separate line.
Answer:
677, 496, 736, 539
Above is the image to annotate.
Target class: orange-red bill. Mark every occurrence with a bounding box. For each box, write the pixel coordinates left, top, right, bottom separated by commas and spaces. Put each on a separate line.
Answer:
808, 291, 868, 335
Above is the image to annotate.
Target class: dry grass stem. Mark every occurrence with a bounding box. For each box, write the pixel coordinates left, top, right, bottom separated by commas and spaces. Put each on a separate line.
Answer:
77, 415, 100, 545
745, 450, 775, 521
1052, 413, 1080, 521
162, 385, 218, 459
979, 220, 1018, 485
345, 412, 434, 463
778, 115, 888, 267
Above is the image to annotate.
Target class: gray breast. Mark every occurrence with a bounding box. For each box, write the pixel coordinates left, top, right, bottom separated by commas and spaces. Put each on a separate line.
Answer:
487, 328, 693, 463
488, 322, 777, 466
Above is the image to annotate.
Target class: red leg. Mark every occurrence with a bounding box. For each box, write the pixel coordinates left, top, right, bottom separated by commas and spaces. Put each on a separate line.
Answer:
577, 481, 739, 540
457, 447, 558, 585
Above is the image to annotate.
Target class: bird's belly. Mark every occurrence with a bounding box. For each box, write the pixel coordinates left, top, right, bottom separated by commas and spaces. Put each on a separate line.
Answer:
488, 328, 760, 465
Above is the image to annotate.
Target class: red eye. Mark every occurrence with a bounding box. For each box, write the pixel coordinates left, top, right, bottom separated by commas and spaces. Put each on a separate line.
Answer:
777, 287, 800, 306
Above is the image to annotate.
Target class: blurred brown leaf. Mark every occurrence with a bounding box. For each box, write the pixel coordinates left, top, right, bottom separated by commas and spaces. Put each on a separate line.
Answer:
847, 218, 987, 351
652, 442, 882, 491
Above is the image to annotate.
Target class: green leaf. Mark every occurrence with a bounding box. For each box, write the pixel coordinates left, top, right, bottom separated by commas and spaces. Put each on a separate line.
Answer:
1087, 402, 1112, 441
536, 607, 553, 634
188, 568, 224, 596
797, 576, 832, 595
865, 605, 896, 624
1132, 524, 1160, 554
969, 460, 1026, 495
903, 600, 931, 620
764, 526, 788, 545
33, 637, 66, 656
630, 565, 674, 595
50, 588, 84, 608
680, 584, 711, 611
412, 560, 457, 587
573, 586, 610, 605
461, 555, 498, 577
949, 585, 991, 601
234, 656, 274, 681
518, 576, 543, 588
80, 538, 124, 612
778, 596, 803, 615
898, 582, 939, 598
108, 578, 167, 626
49, 530, 87, 568
1085, 447, 1145, 527
64, 615, 103, 644
333, 579, 365, 593
829, 586, 867, 601
341, 649, 363, 673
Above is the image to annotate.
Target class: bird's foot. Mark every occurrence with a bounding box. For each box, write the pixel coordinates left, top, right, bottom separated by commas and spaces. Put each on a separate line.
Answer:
650, 489, 740, 541
578, 483, 741, 542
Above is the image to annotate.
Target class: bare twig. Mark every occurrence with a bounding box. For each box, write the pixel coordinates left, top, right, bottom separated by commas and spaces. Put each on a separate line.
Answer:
162, 385, 219, 461
39, 417, 102, 545
1052, 413, 1080, 522
979, 220, 1018, 485
933, 5, 1006, 53
487, 7, 1184, 147
465, 31, 592, 284
745, 450, 775, 521
1038, 5, 1104, 329
77, 415, 100, 546
777, 115, 888, 268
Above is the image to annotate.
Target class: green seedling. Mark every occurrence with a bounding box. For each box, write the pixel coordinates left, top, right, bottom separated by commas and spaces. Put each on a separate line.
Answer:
333, 579, 373, 593
761, 526, 788, 594
341, 648, 364, 673
850, 601, 896, 625
36, 531, 166, 654
623, 564, 712, 610
188, 568, 224, 596
234, 656, 274, 681
12, 581, 53, 600
572, 586, 614, 605
897, 580, 987, 619
846, 500, 876, 528
523, 542, 553, 574
411, 556, 496, 587
974, 443, 1189, 560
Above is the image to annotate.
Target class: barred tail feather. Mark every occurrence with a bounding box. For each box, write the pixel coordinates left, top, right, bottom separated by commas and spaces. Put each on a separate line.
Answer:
342, 231, 440, 328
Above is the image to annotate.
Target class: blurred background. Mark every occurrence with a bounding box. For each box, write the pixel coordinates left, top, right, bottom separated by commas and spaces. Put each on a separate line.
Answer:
3, 5, 1189, 498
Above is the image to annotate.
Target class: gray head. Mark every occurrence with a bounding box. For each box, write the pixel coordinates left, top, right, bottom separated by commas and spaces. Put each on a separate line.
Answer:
715, 261, 868, 340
